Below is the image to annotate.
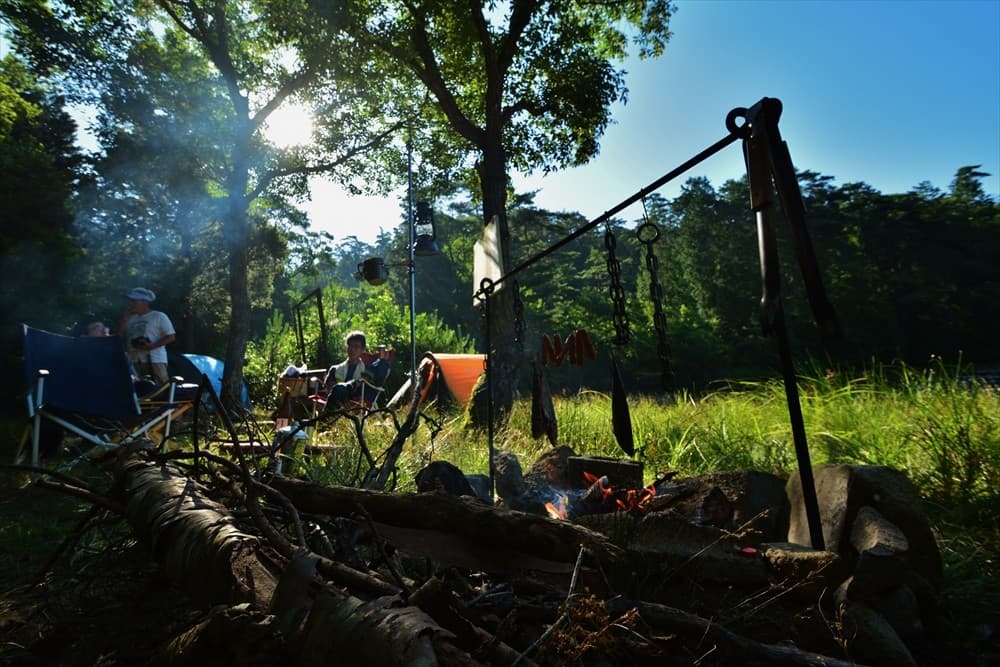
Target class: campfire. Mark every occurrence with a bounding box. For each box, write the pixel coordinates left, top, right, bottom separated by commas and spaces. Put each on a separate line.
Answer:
545, 471, 658, 520
10, 440, 951, 666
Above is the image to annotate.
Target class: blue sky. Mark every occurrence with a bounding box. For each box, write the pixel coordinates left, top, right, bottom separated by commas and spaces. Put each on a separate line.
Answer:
309, 0, 1000, 242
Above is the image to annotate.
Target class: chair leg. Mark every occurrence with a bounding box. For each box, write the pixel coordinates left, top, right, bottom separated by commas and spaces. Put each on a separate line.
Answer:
32, 413, 41, 468
14, 426, 30, 465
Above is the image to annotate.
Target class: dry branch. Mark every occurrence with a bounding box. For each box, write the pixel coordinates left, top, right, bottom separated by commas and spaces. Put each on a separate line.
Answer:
606, 598, 864, 667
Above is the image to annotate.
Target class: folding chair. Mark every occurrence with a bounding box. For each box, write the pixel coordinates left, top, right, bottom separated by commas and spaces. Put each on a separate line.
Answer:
309, 352, 392, 416
270, 353, 395, 478
18, 324, 193, 469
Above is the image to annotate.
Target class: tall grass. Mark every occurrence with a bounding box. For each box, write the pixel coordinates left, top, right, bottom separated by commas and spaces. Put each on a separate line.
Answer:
6, 359, 991, 541
294, 360, 997, 517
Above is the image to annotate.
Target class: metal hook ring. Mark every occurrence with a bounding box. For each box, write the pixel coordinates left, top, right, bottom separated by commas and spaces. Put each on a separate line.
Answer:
726, 107, 751, 138
636, 221, 660, 245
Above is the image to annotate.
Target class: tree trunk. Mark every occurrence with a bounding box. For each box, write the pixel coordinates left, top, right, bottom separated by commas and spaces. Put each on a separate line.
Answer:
468, 140, 521, 427
221, 122, 252, 411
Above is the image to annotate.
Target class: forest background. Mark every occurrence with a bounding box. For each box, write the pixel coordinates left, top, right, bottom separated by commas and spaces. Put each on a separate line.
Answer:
1, 1, 998, 414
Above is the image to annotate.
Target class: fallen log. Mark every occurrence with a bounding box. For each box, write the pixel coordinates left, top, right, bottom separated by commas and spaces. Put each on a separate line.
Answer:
268, 476, 625, 568
118, 458, 278, 608
269, 550, 466, 666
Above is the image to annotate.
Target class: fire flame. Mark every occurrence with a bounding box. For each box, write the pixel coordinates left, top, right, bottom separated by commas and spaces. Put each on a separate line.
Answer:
581, 471, 658, 512
545, 472, 659, 520
545, 495, 569, 520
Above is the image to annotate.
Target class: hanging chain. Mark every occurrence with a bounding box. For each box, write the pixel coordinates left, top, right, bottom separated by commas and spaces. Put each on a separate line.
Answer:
605, 222, 630, 346
512, 278, 525, 351
638, 197, 674, 392
476, 279, 495, 357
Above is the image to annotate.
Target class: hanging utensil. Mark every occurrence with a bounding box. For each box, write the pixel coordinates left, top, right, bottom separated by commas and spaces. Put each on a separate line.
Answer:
610, 350, 634, 456
531, 357, 558, 445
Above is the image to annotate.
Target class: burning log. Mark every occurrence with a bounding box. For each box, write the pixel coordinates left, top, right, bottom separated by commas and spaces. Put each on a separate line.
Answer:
267, 476, 625, 568
566, 455, 643, 490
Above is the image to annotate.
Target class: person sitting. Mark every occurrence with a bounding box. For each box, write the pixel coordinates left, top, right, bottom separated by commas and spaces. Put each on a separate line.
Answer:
322, 330, 392, 411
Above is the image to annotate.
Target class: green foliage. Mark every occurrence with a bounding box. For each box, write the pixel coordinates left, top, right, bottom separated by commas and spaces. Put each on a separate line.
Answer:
2, 1, 999, 417
243, 281, 476, 407
895, 357, 999, 511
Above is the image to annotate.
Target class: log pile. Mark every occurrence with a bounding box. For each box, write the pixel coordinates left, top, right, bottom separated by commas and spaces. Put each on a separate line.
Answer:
13, 443, 954, 666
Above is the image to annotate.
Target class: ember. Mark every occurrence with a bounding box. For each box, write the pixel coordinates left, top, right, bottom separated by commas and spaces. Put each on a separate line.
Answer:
544, 495, 569, 520
545, 472, 658, 520
574, 471, 657, 517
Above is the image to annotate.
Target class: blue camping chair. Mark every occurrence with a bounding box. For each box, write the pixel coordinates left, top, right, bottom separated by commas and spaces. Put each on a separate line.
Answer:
18, 324, 193, 469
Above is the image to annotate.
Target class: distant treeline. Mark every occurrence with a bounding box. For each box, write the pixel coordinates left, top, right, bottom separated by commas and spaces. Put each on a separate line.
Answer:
2, 149, 996, 405
296, 166, 999, 397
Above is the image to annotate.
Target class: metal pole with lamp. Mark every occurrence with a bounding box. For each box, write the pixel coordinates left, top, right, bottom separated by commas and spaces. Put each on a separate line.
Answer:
354, 139, 439, 418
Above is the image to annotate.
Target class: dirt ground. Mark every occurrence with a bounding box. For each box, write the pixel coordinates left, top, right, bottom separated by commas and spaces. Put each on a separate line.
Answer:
0, 478, 208, 667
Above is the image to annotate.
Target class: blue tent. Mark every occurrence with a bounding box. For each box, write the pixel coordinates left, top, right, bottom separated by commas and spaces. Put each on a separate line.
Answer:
168, 352, 250, 406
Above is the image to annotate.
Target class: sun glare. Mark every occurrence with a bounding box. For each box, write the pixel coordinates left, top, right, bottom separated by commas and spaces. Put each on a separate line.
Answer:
264, 103, 315, 149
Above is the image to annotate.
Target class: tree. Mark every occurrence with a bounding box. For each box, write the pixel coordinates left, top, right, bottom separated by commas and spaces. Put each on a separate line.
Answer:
326, 0, 677, 421
3, 0, 414, 407
0, 54, 88, 409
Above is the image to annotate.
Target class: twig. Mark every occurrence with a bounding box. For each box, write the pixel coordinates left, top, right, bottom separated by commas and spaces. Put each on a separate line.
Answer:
32, 505, 105, 585
33, 478, 125, 515
354, 502, 411, 594
512, 544, 588, 666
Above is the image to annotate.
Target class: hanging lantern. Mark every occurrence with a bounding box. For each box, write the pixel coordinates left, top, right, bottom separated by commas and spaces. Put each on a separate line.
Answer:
413, 200, 440, 256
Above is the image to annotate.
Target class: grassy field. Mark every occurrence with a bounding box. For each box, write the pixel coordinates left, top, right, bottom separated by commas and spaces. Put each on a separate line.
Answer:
2, 362, 997, 660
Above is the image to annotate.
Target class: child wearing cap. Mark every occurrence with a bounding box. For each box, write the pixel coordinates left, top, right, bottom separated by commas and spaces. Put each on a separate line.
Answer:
120, 287, 176, 384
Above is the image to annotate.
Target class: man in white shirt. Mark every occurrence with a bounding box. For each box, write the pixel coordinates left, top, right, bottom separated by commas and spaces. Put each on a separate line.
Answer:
120, 287, 176, 384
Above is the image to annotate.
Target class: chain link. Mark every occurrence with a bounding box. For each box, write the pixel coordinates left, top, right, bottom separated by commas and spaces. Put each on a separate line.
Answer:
605, 224, 630, 346
637, 215, 675, 392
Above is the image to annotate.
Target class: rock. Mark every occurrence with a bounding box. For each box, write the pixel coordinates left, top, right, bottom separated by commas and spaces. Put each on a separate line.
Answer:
869, 585, 924, 640
835, 576, 923, 640
464, 474, 492, 503
786, 465, 942, 589
760, 541, 846, 599
851, 506, 910, 555
664, 470, 790, 541
492, 450, 527, 503
840, 600, 918, 667
849, 506, 909, 593
415, 460, 476, 497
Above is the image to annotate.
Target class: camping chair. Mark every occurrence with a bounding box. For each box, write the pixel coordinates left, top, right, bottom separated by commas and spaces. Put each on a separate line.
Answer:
18, 324, 194, 469
310, 352, 393, 417
269, 352, 395, 478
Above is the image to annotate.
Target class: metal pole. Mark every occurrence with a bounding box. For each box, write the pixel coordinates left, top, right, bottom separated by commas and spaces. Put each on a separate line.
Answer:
406, 141, 417, 380
407, 141, 418, 446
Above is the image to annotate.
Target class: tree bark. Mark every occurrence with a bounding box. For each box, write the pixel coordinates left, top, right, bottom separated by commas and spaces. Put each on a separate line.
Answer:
117, 458, 277, 608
